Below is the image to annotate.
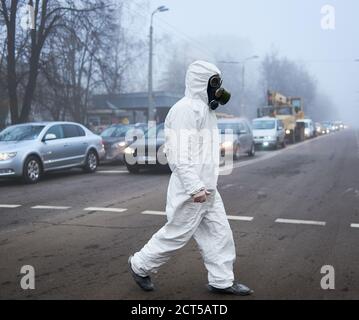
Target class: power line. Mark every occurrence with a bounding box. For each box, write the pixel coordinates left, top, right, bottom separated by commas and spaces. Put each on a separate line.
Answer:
122, 1, 217, 58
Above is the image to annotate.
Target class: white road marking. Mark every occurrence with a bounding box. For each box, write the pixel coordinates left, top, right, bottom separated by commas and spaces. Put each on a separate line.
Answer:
84, 207, 128, 213
351, 224, 359, 229
142, 210, 166, 216
31, 206, 71, 210
0, 204, 22, 208
227, 215, 254, 222
97, 170, 128, 174
142, 211, 253, 222
275, 218, 326, 227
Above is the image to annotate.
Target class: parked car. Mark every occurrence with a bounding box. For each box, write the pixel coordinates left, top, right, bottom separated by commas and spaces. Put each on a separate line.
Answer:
218, 118, 256, 160
252, 117, 286, 150
101, 123, 147, 163
124, 123, 169, 173
0, 122, 105, 184
296, 119, 315, 139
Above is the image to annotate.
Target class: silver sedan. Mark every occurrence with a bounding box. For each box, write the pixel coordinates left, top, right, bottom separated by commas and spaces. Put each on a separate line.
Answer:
0, 122, 105, 184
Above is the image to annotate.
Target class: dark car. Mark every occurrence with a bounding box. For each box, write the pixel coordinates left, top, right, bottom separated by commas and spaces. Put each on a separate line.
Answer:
101, 124, 147, 163
123, 123, 169, 173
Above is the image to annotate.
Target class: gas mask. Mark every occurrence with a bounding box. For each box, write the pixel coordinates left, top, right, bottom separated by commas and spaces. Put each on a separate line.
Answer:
207, 75, 231, 111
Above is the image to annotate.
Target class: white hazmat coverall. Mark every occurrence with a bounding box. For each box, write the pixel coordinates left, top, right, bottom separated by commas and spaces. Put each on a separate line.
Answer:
131, 61, 236, 289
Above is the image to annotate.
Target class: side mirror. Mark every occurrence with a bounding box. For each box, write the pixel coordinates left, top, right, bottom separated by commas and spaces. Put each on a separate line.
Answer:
240, 130, 247, 135
44, 133, 57, 141
278, 127, 283, 131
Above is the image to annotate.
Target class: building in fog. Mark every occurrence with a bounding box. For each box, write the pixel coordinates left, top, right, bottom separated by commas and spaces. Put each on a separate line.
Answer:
87, 91, 182, 129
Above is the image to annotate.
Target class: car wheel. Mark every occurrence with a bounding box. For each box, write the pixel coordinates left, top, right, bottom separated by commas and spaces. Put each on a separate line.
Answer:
23, 156, 42, 184
83, 150, 98, 173
126, 163, 140, 174
248, 143, 256, 157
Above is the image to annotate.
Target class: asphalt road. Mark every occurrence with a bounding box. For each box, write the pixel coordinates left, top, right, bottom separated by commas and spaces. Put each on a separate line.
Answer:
0, 129, 359, 300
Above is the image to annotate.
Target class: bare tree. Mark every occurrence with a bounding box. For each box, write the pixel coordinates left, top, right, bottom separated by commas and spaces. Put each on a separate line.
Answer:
260, 51, 317, 114
0, 0, 106, 124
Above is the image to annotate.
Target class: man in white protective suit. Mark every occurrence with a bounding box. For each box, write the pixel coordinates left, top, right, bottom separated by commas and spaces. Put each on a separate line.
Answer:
129, 60, 253, 296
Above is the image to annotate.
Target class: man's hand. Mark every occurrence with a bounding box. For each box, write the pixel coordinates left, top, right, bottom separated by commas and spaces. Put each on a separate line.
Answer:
193, 189, 211, 203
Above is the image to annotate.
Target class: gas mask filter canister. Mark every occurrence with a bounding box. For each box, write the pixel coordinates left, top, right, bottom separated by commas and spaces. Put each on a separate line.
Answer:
207, 75, 231, 111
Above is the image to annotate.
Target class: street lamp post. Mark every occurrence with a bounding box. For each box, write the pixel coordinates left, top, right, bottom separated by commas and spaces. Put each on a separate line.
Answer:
148, 6, 169, 124
219, 55, 259, 117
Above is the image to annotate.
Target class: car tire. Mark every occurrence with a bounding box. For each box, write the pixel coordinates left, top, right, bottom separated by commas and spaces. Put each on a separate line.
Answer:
83, 150, 98, 173
23, 156, 42, 184
281, 140, 286, 149
248, 143, 256, 157
126, 163, 140, 174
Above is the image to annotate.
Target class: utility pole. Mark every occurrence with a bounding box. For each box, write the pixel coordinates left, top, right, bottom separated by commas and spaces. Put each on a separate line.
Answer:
148, 6, 169, 124
219, 55, 259, 118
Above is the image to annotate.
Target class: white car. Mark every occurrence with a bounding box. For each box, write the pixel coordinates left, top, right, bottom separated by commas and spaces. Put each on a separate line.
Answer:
252, 117, 286, 149
296, 119, 315, 139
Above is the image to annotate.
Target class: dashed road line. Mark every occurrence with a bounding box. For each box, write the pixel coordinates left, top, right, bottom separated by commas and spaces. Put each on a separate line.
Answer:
84, 207, 128, 213
31, 205, 71, 210
4, 203, 359, 231
275, 218, 326, 227
0, 204, 22, 208
142, 210, 166, 216
227, 215, 254, 222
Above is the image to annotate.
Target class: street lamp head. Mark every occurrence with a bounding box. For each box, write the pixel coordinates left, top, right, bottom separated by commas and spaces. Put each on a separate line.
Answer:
157, 5, 169, 12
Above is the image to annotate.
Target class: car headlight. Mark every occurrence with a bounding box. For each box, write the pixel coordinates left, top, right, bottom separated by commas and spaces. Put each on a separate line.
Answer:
0, 152, 17, 161
265, 136, 276, 140
124, 147, 135, 155
117, 141, 127, 148
221, 141, 233, 148
286, 130, 291, 135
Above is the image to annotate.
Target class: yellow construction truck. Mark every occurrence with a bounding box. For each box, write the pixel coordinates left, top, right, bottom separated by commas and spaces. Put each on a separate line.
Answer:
257, 90, 305, 143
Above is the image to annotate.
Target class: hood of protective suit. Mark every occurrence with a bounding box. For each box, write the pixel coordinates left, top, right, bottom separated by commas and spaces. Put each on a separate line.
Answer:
185, 60, 221, 104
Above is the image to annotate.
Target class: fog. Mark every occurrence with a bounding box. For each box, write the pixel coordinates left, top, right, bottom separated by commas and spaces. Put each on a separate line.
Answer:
140, 0, 359, 127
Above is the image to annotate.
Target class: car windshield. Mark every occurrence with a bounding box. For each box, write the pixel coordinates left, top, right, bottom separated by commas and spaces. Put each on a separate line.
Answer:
0, 125, 45, 142
253, 120, 276, 130
276, 107, 293, 115
101, 126, 131, 138
298, 122, 309, 128
218, 123, 238, 134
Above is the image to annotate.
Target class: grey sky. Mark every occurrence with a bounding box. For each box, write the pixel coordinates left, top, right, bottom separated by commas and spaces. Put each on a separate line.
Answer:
138, 0, 359, 124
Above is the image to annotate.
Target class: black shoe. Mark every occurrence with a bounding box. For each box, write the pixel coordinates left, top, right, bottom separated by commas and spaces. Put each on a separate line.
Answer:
128, 256, 154, 292
207, 282, 254, 296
